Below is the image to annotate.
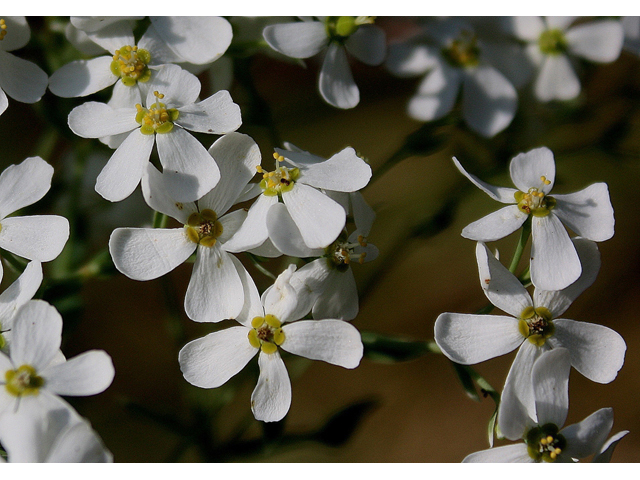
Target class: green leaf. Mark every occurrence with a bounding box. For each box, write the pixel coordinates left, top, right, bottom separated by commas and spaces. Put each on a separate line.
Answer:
452, 363, 480, 402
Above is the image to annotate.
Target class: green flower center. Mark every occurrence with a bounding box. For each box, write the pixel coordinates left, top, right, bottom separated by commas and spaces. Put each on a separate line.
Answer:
110, 45, 152, 87
325, 232, 368, 272
257, 153, 300, 197
325, 16, 375, 41
514, 177, 556, 217
185, 209, 223, 248
135, 91, 179, 135
526, 423, 566, 462
0, 18, 8, 41
518, 306, 554, 347
442, 30, 480, 68
538, 29, 568, 56
5, 364, 44, 397
248, 314, 286, 354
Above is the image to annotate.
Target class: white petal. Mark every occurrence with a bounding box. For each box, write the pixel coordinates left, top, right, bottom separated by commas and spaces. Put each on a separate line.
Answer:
263, 21, 327, 59
534, 54, 581, 102
532, 347, 571, 427
566, 21, 623, 63
461, 205, 527, 242
228, 255, 263, 327
156, 127, 220, 203
108, 227, 196, 281
251, 351, 291, 422
179, 326, 257, 388
48, 56, 116, 98
593, 430, 629, 463
509, 147, 556, 194
434, 313, 522, 365
68, 102, 137, 138
553, 183, 615, 242
281, 320, 363, 368
222, 194, 277, 253
185, 246, 245, 323
10, 300, 62, 371
504, 16, 546, 41
545, 16, 577, 31
561, 408, 613, 460
319, 43, 359, 109
0, 260, 42, 323
0, 215, 69, 262
42, 350, 114, 396
145, 64, 201, 107
385, 43, 439, 77
534, 238, 600, 318
282, 184, 346, 249
149, 17, 232, 64
137, 24, 182, 64
82, 21, 135, 54
345, 25, 386, 66
0, 17, 31, 52
288, 259, 331, 320
266, 202, 325, 258
462, 65, 517, 137
95, 130, 154, 202
452, 157, 518, 204
298, 147, 371, 192
48, 416, 113, 462
463, 444, 532, 463
530, 214, 581, 291
198, 133, 261, 216
140, 163, 195, 224
349, 191, 376, 237
407, 64, 461, 122
177, 90, 242, 134
312, 268, 359, 321
0, 156, 53, 219
261, 265, 300, 323
0, 88, 7, 116
476, 242, 533, 317
550, 319, 626, 384
0, 51, 48, 104
108, 79, 143, 109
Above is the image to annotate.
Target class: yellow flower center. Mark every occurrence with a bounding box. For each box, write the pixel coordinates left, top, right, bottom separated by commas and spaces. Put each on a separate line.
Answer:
110, 45, 152, 86
538, 29, 568, 56
257, 153, 300, 196
325, 16, 376, 40
325, 232, 368, 272
184, 209, 223, 248
442, 30, 480, 68
518, 306, 554, 347
526, 424, 566, 462
4, 364, 44, 397
135, 91, 179, 135
0, 18, 8, 41
515, 177, 556, 217
248, 314, 286, 354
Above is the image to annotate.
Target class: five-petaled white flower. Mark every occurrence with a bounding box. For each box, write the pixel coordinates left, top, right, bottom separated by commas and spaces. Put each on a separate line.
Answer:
0, 156, 70, 283
263, 16, 386, 109
0, 405, 113, 462
0, 300, 115, 416
68, 64, 241, 203
179, 264, 364, 422
503, 16, 623, 102
224, 144, 372, 254
0, 17, 48, 117
109, 132, 263, 324
454, 146, 615, 291
434, 240, 626, 440
464, 348, 626, 463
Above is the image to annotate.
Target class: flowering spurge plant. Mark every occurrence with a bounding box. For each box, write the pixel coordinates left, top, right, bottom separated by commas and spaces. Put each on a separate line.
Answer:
0, 261, 42, 352
454, 146, 614, 291
68, 64, 242, 203
463, 348, 626, 463
385, 18, 518, 138
502, 17, 623, 102
0, 17, 48, 117
179, 264, 364, 422
224, 145, 372, 254
435, 239, 626, 440
49, 16, 233, 106
0, 300, 115, 416
0, 405, 112, 462
0, 156, 70, 283
109, 133, 263, 324
263, 17, 386, 109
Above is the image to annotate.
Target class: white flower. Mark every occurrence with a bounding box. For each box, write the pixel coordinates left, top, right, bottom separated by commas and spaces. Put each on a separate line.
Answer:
179, 264, 364, 422
504, 16, 623, 102
50, 16, 232, 104
454, 146, 615, 291
0, 17, 48, 117
109, 133, 262, 323
68, 64, 241, 202
0, 406, 112, 462
386, 18, 518, 138
224, 145, 372, 253
0, 261, 42, 352
0, 300, 115, 416
463, 348, 625, 463
0, 157, 70, 283
263, 17, 386, 109
434, 240, 626, 440
622, 16, 640, 56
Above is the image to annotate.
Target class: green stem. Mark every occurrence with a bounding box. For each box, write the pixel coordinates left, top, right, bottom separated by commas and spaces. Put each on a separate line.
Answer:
153, 211, 168, 229
508, 217, 531, 274
0, 249, 28, 274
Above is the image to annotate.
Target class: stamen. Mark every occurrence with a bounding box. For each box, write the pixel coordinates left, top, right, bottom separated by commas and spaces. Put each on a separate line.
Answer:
184, 209, 223, 247
540, 176, 551, 185
110, 45, 151, 86
0, 19, 7, 41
